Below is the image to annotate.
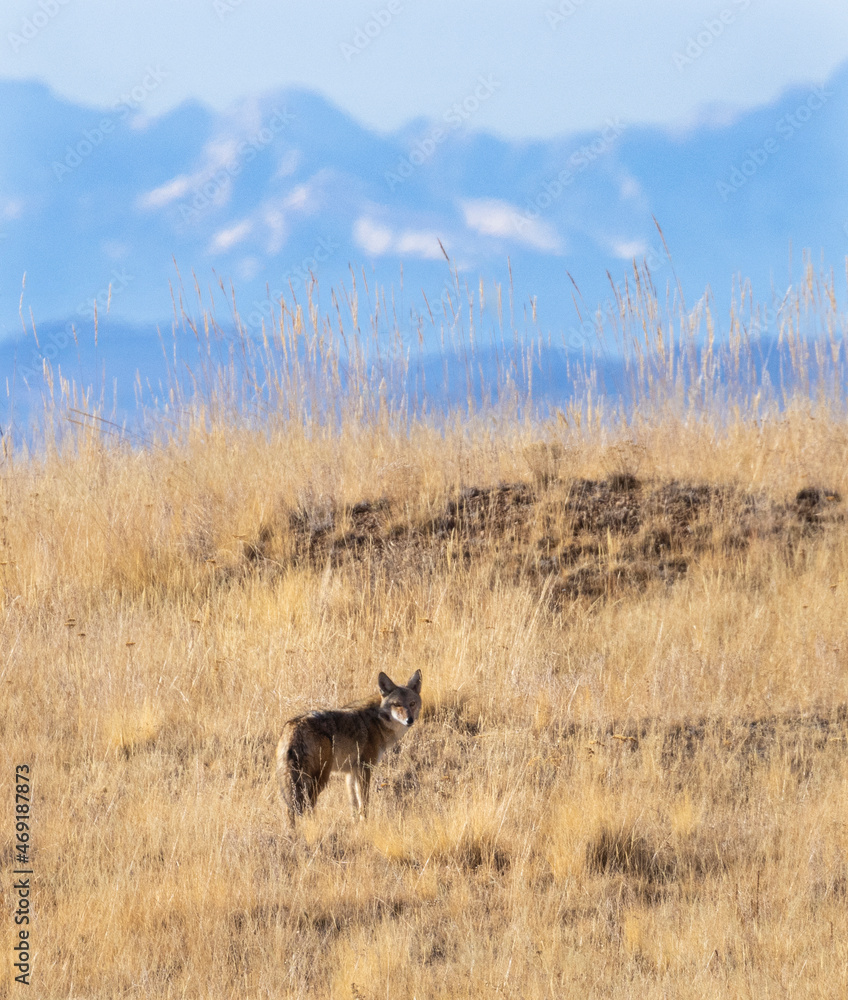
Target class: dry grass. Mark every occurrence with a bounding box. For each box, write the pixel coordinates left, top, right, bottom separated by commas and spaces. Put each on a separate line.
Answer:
3, 256, 848, 997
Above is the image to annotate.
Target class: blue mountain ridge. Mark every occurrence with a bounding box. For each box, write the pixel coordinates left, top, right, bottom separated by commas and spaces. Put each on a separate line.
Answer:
1, 64, 847, 430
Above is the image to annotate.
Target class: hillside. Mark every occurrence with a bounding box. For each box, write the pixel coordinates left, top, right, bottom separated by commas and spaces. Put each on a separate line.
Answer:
4, 265, 848, 998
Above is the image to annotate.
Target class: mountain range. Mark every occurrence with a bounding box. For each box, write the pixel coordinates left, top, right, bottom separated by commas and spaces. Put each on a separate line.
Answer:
1, 63, 847, 427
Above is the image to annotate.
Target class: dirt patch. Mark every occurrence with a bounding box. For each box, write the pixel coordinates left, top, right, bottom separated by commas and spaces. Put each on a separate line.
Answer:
238, 477, 843, 601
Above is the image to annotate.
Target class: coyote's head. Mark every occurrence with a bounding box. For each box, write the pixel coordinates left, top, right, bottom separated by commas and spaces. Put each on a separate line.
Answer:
378, 670, 422, 727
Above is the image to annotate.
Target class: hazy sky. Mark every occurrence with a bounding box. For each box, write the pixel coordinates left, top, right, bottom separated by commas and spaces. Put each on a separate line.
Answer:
3, 0, 847, 138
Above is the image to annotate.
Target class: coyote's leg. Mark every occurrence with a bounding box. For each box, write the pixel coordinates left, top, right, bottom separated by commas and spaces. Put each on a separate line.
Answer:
310, 759, 332, 807
346, 765, 372, 821
284, 764, 331, 825
282, 765, 312, 826
359, 765, 372, 819
346, 772, 363, 820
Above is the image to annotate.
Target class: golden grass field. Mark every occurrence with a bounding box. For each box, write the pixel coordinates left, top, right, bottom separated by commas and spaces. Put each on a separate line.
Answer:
3, 258, 848, 997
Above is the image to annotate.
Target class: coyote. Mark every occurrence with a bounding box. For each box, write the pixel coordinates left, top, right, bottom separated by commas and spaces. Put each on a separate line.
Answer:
277, 670, 422, 824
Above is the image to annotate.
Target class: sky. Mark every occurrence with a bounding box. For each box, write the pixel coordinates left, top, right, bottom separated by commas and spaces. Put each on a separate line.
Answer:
3, 0, 848, 138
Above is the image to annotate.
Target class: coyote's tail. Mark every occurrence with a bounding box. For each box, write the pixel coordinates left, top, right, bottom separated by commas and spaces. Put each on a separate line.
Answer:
278, 725, 317, 825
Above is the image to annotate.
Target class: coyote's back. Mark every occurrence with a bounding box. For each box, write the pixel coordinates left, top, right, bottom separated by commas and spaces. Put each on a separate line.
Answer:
277, 670, 422, 825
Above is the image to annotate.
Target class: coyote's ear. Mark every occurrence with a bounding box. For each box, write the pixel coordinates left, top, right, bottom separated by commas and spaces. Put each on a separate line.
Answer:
378, 672, 396, 696
406, 669, 422, 695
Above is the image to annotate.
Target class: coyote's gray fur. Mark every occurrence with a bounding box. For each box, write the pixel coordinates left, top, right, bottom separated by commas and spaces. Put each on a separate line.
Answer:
277, 670, 422, 824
